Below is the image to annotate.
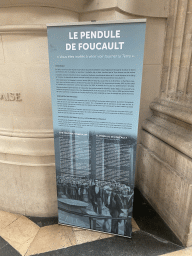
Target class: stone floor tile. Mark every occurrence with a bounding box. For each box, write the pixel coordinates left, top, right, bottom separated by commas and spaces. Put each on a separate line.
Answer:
133, 188, 182, 246
31, 232, 182, 256
73, 229, 102, 245
0, 210, 20, 230
72, 226, 83, 231
72, 218, 138, 244
25, 224, 76, 256
99, 232, 114, 239
0, 215, 40, 256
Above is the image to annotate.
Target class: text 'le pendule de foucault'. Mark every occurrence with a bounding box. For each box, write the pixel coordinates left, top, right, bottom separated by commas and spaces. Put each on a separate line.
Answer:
66, 30, 125, 51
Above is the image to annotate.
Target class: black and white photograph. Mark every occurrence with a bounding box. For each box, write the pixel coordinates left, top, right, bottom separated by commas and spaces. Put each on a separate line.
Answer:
56, 131, 136, 237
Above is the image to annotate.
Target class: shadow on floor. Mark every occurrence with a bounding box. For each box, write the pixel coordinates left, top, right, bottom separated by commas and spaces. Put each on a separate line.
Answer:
133, 188, 183, 246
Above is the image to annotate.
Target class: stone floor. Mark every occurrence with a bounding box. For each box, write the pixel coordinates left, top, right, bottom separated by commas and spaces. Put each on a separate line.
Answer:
0, 189, 191, 256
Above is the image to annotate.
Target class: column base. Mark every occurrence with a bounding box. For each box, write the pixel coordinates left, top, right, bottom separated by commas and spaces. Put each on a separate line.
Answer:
136, 100, 192, 246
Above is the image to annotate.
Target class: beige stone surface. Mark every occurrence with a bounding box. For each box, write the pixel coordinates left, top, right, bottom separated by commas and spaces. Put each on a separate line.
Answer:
73, 229, 104, 245
0, 135, 54, 156
0, 64, 25, 118
0, 34, 53, 130
0, 35, 4, 63
160, 0, 192, 99
79, 0, 117, 13
80, 10, 117, 22
0, 210, 20, 230
80, 0, 168, 17
0, 4, 78, 217
135, 18, 166, 145
20, 165, 58, 217
0, 153, 55, 165
137, 64, 162, 143
0, 215, 40, 256
140, 129, 192, 182
132, 218, 140, 232
99, 232, 114, 239
22, 65, 52, 118
115, 12, 139, 20
0, 7, 78, 26
144, 18, 166, 65
0, 154, 57, 217
0, 163, 26, 215
142, 115, 192, 160
73, 220, 139, 245
137, 140, 192, 245
0, 0, 169, 17
0, 211, 139, 255
0, 1, 85, 13
117, 0, 169, 18
80, 9, 139, 22
26, 224, 76, 256
3, 34, 48, 64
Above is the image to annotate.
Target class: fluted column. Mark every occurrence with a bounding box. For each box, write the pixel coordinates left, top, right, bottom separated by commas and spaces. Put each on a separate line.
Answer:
161, 0, 192, 102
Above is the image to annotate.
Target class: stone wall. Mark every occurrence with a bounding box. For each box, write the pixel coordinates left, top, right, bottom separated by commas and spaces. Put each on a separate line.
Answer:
136, 0, 192, 246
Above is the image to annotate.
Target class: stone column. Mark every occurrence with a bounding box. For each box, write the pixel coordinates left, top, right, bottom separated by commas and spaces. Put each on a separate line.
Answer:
0, 6, 79, 217
136, 0, 192, 246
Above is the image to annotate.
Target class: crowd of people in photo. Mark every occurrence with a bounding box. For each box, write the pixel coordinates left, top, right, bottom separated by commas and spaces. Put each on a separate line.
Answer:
57, 175, 133, 235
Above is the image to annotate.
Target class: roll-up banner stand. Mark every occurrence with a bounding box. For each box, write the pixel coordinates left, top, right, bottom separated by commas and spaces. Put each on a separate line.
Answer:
47, 20, 146, 237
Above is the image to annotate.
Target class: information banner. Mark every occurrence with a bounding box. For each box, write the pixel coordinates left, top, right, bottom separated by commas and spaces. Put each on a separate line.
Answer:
47, 20, 146, 237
